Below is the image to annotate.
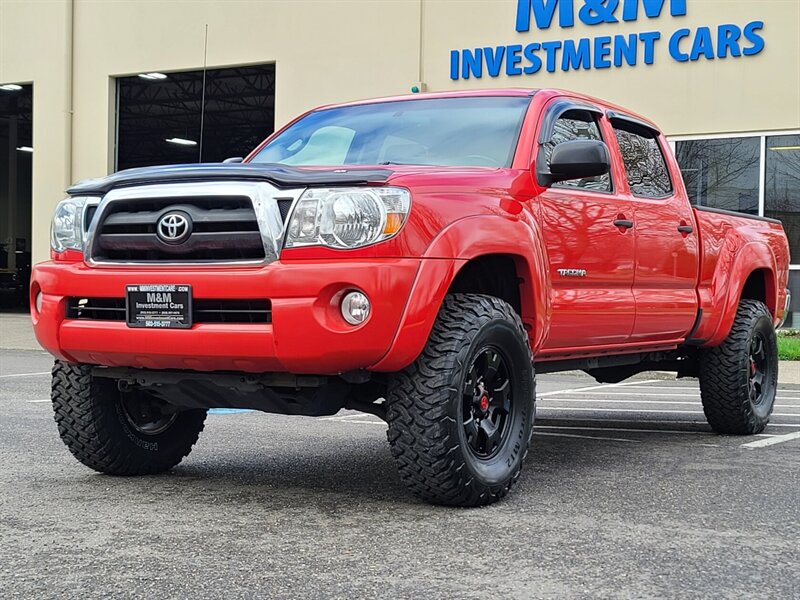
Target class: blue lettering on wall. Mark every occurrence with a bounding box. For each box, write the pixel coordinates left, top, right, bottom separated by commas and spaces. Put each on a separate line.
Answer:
450, 2, 766, 81
689, 26, 715, 61
622, 0, 686, 22
593, 36, 612, 68
742, 21, 765, 56
562, 38, 592, 70
716, 24, 741, 58
614, 33, 638, 66
516, 0, 686, 31
668, 28, 690, 62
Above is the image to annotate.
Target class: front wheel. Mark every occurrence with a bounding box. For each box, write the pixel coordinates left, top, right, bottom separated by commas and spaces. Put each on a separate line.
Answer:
386, 294, 535, 507
699, 299, 779, 434
51, 360, 207, 474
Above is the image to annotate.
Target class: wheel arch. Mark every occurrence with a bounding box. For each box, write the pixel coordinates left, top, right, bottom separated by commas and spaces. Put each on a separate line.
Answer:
369, 215, 549, 371
701, 243, 779, 346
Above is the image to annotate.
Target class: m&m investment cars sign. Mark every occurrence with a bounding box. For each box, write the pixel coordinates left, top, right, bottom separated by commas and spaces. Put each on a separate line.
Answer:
449, 0, 765, 80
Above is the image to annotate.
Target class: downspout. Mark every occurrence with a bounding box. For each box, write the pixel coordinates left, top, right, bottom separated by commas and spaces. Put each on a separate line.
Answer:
65, 0, 74, 186
417, 0, 426, 91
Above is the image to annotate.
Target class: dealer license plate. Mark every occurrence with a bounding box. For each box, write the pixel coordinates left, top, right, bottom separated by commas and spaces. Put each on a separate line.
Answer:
126, 284, 192, 329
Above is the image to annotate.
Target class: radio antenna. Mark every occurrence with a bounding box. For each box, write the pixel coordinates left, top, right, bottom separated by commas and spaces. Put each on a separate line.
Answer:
198, 24, 208, 162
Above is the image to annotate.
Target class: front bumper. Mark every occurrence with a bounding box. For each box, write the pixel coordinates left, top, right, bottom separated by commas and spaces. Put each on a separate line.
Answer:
30, 258, 432, 374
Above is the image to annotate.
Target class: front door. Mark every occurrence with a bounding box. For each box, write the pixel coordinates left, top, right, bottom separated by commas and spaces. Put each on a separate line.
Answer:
536, 103, 636, 351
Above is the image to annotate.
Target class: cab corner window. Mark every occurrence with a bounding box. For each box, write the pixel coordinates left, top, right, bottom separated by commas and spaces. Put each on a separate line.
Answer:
612, 121, 673, 198
541, 110, 611, 193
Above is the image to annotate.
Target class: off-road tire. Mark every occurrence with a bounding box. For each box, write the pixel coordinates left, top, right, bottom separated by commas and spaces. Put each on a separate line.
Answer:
699, 299, 778, 434
51, 360, 207, 474
386, 294, 535, 507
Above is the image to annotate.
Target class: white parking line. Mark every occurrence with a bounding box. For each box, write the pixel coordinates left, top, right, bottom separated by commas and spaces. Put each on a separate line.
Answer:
535, 424, 772, 437
326, 418, 643, 443
537, 406, 800, 418
740, 431, 800, 449
562, 391, 800, 401
27, 399, 50, 403
540, 398, 800, 410
322, 413, 376, 422
537, 379, 661, 397
0, 371, 50, 379
534, 431, 639, 443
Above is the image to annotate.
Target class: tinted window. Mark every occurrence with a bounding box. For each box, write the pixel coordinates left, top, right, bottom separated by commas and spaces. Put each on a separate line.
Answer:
612, 121, 672, 197
675, 137, 759, 215
540, 110, 611, 192
251, 96, 530, 168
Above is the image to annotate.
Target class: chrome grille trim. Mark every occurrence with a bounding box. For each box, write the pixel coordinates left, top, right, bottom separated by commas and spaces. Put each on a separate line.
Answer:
84, 182, 305, 267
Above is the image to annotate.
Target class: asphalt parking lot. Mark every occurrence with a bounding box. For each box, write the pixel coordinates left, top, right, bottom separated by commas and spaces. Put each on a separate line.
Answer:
1, 347, 799, 599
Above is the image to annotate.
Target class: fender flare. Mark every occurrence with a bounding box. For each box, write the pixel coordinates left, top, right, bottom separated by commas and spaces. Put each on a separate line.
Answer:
699, 242, 778, 347
369, 214, 550, 372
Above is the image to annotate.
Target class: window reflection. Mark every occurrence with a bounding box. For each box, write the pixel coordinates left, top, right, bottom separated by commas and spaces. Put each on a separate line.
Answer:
541, 110, 611, 193
613, 123, 672, 198
675, 138, 760, 215
765, 134, 800, 267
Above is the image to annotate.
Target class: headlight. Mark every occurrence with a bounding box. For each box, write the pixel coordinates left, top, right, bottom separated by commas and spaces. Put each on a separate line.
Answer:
285, 187, 411, 249
50, 197, 88, 252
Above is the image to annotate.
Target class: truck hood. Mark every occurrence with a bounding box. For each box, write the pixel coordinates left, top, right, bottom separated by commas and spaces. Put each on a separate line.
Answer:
67, 162, 507, 196
67, 163, 397, 195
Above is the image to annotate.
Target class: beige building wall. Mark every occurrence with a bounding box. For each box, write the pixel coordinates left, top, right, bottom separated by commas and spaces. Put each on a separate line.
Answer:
1, 0, 799, 264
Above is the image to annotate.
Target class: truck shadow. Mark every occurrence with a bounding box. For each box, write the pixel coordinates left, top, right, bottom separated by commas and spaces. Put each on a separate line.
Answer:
81, 419, 724, 509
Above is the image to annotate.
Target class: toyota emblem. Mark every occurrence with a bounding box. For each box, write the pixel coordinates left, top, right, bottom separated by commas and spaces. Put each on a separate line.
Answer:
157, 212, 192, 244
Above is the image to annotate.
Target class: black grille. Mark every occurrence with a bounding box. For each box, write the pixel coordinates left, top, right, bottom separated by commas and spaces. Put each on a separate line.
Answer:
91, 196, 265, 263
66, 297, 272, 324
276, 197, 294, 222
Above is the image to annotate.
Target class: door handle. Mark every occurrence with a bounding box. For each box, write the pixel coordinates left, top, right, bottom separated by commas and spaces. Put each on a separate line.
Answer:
677, 225, 694, 234
614, 219, 634, 229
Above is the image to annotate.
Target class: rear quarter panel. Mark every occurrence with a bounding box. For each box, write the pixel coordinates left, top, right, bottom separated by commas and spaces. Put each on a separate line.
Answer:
692, 208, 790, 345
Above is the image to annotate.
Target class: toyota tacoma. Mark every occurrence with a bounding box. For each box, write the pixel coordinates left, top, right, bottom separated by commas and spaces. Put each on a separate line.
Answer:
31, 89, 791, 506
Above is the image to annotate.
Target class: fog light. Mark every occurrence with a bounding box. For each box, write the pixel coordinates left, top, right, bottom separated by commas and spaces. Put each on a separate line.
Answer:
341, 291, 370, 325
35, 291, 43, 314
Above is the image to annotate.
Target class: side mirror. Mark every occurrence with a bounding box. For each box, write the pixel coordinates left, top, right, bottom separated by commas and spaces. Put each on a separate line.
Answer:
223, 157, 244, 164
536, 140, 610, 187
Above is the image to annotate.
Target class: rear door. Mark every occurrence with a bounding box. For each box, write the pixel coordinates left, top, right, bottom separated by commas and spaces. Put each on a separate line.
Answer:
607, 114, 700, 341
536, 101, 636, 350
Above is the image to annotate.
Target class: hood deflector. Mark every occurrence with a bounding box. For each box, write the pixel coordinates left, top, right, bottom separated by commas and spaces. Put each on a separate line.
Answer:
67, 163, 395, 195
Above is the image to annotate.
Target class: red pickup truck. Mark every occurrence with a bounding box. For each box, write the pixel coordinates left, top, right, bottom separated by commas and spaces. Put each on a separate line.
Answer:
32, 89, 790, 506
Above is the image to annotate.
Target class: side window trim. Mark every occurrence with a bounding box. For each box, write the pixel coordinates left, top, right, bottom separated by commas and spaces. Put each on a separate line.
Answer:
605, 110, 658, 135
537, 99, 615, 194
608, 113, 674, 199
538, 100, 603, 144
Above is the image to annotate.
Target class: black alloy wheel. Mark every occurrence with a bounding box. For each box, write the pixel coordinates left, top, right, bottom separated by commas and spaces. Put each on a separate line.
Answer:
463, 347, 513, 459
747, 331, 773, 408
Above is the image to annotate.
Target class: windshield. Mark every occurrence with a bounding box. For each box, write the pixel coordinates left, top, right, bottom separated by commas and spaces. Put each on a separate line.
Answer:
250, 96, 530, 168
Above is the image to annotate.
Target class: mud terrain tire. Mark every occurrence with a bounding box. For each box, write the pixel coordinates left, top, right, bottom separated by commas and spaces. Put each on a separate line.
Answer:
699, 300, 778, 435
51, 360, 207, 474
386, 294, 535, 506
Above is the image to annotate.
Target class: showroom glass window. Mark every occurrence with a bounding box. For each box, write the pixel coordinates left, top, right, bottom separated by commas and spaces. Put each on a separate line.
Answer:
675, 138, 760, 215
764, 134, 800, 328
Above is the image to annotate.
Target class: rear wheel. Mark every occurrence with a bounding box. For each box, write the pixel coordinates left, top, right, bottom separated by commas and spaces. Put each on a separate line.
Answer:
51, 360, 207, 474
699, 300, 778, 434
386, 294, 535, 506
